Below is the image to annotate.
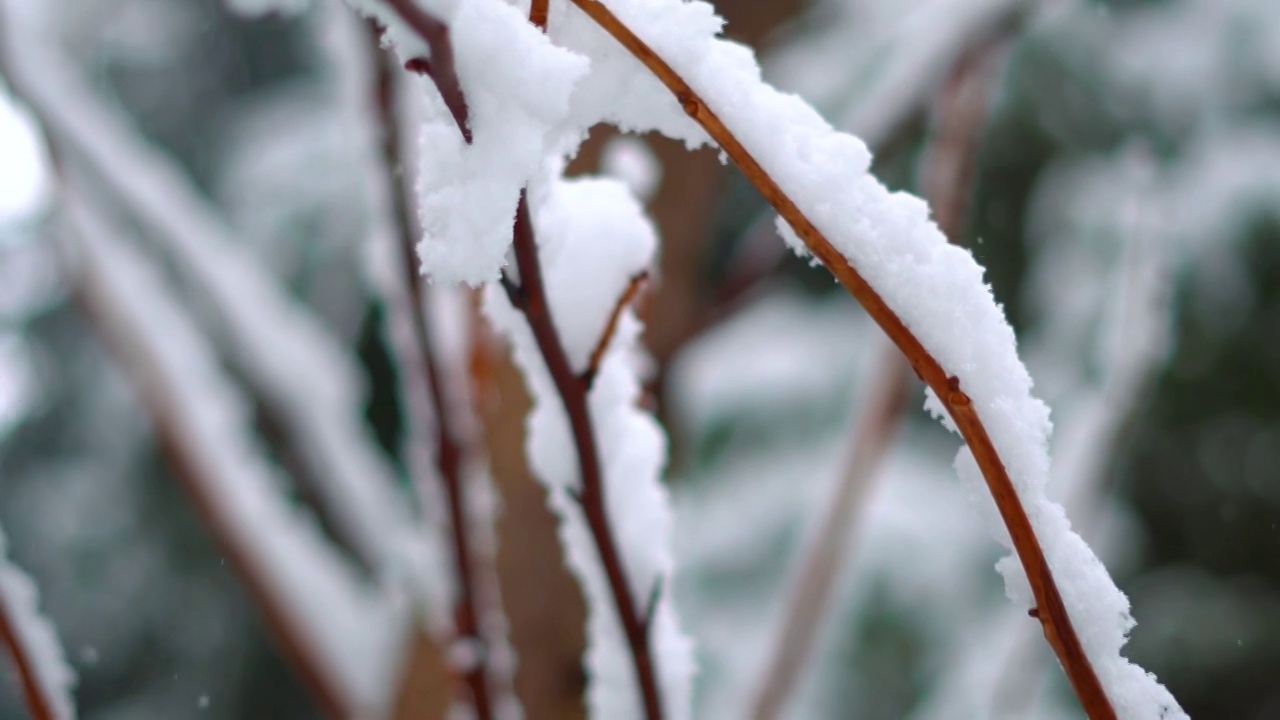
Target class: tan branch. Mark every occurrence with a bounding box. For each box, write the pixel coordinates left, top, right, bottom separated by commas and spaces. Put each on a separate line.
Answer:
584, 271, 649, 386
751, 342, 909, 720
563, 2, 1114, 717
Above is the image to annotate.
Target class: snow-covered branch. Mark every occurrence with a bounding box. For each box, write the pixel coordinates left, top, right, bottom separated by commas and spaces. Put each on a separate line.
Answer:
559, 1, 1182, 717
1, 12, 424, 586
0, 526, 76, 720
61, 186, 405, 718
362, 22, 505, 718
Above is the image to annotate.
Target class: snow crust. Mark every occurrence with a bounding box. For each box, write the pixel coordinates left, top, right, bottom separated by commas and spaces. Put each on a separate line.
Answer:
484, 175, 695, 719
0, 526, 77, 720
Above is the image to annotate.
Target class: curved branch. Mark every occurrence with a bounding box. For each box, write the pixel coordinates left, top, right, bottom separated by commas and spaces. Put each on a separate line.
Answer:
563, 2, 1114, 717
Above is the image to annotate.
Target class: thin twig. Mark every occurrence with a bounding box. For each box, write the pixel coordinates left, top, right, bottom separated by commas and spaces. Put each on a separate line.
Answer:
563, 3, 1114, 717
372, 32, 496, 720
530, 0, 550, 31
503, 192, 665, 720
382, 0, 471, 143
584, 271, 648, 386
751, 342, 909, 720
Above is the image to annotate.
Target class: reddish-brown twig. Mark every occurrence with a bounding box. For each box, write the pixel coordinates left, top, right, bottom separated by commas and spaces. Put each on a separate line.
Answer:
373, 35, 496, 719
0, 596, 64, 720
500, 193, 664, 720
563, 2, 1114, 717
383, 0, 471, 143
530, 0, 550, 31
585, 271, 649, 386
379, 4, 664, 715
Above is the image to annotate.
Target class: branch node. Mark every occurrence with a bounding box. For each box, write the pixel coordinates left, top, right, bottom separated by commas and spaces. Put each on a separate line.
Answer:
946, 374, 972, 407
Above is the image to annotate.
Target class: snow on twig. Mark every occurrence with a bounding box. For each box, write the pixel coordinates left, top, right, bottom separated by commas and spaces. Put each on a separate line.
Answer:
559, 1, 1183, 717
0, 526, 76, 720
61, 187, 405, 719
751, 40, 1006, 717
488, 192, 675, 717
352, 3, 694, 716
343, 14, 508, 717
1, 12, 423, 586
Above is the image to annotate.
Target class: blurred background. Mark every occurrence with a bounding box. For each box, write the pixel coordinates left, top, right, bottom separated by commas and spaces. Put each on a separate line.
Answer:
1, 0, 1279, 718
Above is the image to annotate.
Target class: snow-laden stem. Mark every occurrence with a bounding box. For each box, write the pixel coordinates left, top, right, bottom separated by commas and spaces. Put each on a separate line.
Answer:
0, 611, 55, 720
0, 563, 72, 720
752, 38, 1008, 718
381, 0, 471, 142
564, 2, 1115, 717
500, 193, 664, 720
372, 37, 495, 719
65, 198, 356, 720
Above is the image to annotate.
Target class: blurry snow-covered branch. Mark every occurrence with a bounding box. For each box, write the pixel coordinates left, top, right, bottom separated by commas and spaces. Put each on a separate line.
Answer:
61, 184, 404, 719
0, 523, 75, 720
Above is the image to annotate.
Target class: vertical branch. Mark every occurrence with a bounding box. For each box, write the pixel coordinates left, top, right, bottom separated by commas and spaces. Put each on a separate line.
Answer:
563, 3, 1115, 717
376, 3, 667, 715
749, 345, 909, 720
371, 32, 496, 719
501, 193, 664, 720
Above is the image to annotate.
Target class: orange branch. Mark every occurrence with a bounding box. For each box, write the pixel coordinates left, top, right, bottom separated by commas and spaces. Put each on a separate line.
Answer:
563, 2, 1114, 717
584, 271, 648, 385
530, 0, 549, 31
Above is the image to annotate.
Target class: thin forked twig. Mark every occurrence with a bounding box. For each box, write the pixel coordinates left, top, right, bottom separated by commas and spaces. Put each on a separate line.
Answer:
372, 33, 495, 719
585, 271, 648, 386
563, 2, 1114, 717
500, 194, 665, 720
382, 0, 471, 143
377, 3, 665, 716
